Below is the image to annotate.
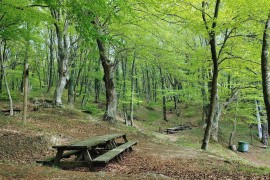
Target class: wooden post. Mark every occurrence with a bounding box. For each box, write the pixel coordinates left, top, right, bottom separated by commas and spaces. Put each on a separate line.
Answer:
22, 63, 29, 125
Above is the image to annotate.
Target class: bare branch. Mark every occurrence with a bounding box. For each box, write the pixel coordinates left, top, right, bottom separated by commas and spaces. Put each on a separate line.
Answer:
217, 27, 236, 60
202, 1, 210, 32
27, 4, 49, 8
0, 13, 6, 22
219, 52, 261, 65
184, 1, 212, 19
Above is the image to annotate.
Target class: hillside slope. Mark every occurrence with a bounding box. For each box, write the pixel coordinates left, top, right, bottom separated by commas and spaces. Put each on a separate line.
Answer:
0, 105, 269, 179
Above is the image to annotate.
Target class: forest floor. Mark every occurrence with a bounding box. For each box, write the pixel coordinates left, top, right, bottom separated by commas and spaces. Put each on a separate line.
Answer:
0, 103, 270, 179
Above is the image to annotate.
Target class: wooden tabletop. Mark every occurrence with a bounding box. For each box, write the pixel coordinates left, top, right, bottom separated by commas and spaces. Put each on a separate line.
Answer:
52, 133, 125, 150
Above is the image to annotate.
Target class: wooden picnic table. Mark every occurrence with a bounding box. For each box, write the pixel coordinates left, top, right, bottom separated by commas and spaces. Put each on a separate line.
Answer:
166, 125, 192, 134
37, 133, 137, 169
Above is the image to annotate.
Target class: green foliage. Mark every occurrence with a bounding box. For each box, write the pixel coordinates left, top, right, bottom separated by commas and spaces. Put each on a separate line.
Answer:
82, 104, 103, 116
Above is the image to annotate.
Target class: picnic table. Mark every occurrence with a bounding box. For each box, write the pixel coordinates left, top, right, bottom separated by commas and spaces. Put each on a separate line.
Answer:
37, 133, 137, 169
166, 125, 192, 134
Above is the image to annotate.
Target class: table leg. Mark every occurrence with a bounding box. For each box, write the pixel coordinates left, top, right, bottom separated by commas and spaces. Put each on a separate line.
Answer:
75, 153, 83, 161
123, 135, 128, 142
54, 149, 64, 167
82, 149, 93, 170
111, 140, 122, 161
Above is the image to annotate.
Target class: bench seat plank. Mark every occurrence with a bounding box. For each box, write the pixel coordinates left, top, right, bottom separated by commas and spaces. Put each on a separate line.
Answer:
36, 150, 80, 165
92, 140, 137, 164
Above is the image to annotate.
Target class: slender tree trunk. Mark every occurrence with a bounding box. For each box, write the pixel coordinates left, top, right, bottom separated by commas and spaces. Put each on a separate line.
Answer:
68, 61, 76, 106
130, 54, 136, 126
201, 0, 221, 150
159, 67, 167, 121
229, 102, 238, 149
200, 68, 209, 123
0, 53, 3, 93
121, 58, 128, 125
168, 76, 180, 117
81, 79, 90, 108
256, 100, 268, 144
174, 94, 180, 117
146, 67, 151, 102
3, 68, 13, 116
75, 52, 85, 98
261, 12, 270, 145
47, 29, 54, 92
97, 38, 117, 123
22, 63, 29, 124
142, 67, 146, 101
255, 100, 263, 139
135, 66, 140, 107
151, 68, 157, 102
0, 42, 13, 116
94, 61, 101, 103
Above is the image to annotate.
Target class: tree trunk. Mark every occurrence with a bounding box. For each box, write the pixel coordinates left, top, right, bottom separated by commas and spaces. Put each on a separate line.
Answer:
121, 58, 128, 125
135, 67, 140, 107
201, 0, 221, 150
229, 102, 238, 149
212, 88, 239, 142
168, 76, 181, 117
81, 79, 90, 108
94, 63, 101, 103
75, 52, 85, 98
54, 53, 68, 106
52, 9, 69, 106
146, 67, 151, 102
47, 29, 54, 92
257, 100, 268, 145
211, 95, 221, 142
0, 53, 3, 93
0, 41, 13, 116
200, 67, 209, 123
22, 63, 29, 124
130, 54, 136, 126
68, 61, 76, 106
159, 67, 167, 121
97, 38, 117, 123
261, 12, 270, 145
255, 100, 263, 139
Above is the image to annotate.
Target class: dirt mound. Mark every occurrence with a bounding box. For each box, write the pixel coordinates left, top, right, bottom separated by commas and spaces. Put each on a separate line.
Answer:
0, 129, 54, 163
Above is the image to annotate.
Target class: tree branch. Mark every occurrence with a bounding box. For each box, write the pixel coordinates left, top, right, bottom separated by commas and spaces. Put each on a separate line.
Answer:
217, 28, 236, 60
0, 13, 6, 22
219, 52, 261, 65
202, 1, 210, 32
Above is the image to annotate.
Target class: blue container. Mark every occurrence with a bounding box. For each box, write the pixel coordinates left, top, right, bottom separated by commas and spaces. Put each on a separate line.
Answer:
238, 141, 249, 152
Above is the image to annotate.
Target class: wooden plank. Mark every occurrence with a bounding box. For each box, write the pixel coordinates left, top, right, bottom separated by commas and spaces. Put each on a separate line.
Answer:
36, 150, 80, 165
52, 133, 125, 149
166, 125, 192, 134
92, 140, 137, 164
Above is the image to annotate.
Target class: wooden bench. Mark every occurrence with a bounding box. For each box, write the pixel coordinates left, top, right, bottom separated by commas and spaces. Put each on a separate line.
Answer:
36, 150, 80, 166
166, 125, 192, 134
92, 140, 137, 164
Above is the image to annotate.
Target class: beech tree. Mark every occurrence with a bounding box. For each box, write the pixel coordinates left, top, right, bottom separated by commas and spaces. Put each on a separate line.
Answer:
261, 13, 270, 145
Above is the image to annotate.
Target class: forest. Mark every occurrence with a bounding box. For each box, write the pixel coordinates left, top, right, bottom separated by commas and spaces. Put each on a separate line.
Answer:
0, 0, 270, 179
